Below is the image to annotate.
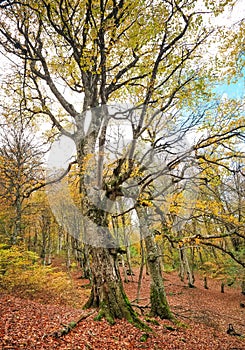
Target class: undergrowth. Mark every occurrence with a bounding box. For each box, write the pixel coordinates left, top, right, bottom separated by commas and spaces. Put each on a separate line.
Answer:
0, 244, 82, 307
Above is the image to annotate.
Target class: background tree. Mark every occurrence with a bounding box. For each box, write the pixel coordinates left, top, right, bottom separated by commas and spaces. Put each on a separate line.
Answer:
0, 116, 45, 244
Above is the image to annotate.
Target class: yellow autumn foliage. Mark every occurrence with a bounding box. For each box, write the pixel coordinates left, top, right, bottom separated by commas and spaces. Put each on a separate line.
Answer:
0, 245, 81, 306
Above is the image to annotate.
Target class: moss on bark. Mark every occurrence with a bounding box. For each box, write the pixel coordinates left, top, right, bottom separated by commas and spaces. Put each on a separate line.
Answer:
150, 284, 172, 320
84, 246, 150, 330
135, 207, 172, 320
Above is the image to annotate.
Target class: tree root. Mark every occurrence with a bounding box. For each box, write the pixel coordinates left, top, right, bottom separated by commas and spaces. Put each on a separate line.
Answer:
47, 310, 96, 338
131, 303, 151, 315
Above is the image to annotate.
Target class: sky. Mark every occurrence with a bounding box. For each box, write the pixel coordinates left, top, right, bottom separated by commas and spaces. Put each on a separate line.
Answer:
207, 0, 245, 99
217, 77, 245, 99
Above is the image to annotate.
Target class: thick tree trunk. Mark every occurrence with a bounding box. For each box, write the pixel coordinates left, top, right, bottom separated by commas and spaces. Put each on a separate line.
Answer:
136, 207, 172, 320
144, 234, 172, 319
76, 119, 147, 327
81, 206, 146, 327
84, 245, 146, 328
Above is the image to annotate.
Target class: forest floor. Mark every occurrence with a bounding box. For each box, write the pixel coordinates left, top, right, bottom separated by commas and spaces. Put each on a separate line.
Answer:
0, 268, 245, 350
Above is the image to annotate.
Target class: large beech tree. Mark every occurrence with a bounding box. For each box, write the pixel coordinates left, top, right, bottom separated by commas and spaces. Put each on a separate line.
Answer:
0, 0, 242, 324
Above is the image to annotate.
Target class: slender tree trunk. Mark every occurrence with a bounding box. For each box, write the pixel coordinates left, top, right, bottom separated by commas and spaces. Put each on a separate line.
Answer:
136, 239, 145, 303
120, 253, 128, 283
66, 232, 71, 270
122, 215, 133, 279
204, 275, 208, 289
80, 244, 91, 279
136, 207, 172, 320
46, 230, 52, 265
179, 246, 195, 288
126, 246, 134, 280
40, 213, 51, 265
32, 227, 38, 252
157, 239, 164, 273
145, 250, 150, 276
11, 193, 22, 245
178, 248, 185, 282
57, 227, 63, 255
241, 279, 245, 295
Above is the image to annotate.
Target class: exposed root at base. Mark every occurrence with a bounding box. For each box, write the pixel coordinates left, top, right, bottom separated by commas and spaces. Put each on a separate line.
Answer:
47, 310, 96, 338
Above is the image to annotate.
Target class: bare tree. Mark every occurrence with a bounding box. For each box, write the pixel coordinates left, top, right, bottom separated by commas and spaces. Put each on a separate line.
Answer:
0, 117, 44, 244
